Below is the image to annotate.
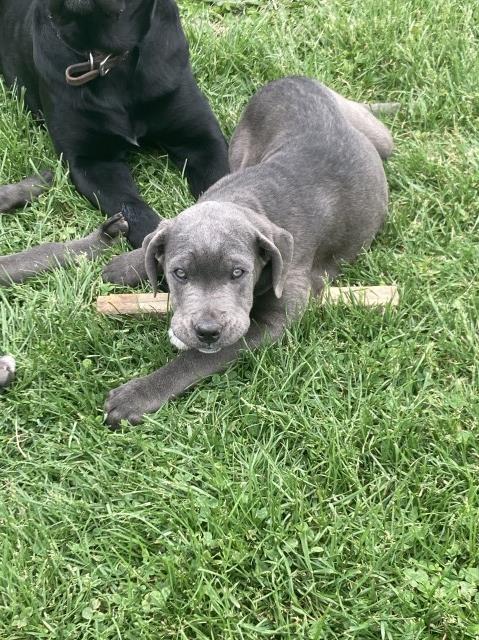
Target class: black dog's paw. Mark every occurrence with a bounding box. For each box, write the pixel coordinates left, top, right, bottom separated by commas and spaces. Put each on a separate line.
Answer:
121, 204, 161, 249
0, 355, 16, 390
101, 213, 129, 240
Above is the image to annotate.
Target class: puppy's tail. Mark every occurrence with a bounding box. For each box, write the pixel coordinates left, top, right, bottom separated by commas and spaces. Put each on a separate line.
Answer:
0, 170, 53, 213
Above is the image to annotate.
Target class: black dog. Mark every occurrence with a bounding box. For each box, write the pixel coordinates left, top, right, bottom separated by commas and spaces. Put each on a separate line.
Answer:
0, 0, 229, 247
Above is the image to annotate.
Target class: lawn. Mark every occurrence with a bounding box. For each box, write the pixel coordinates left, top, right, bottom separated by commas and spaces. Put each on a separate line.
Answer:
1, 0, 478, 637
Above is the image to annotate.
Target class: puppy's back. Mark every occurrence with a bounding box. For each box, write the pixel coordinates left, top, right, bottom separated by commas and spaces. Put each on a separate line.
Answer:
229, 77, 343, 170
229, 77, 393, 172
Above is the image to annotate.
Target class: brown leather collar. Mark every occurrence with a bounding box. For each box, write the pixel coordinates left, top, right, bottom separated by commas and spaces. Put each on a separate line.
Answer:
65, 51, 129, 87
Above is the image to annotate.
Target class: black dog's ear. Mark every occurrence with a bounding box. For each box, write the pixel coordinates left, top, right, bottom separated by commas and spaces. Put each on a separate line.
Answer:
143, 220, 172, 296
256, 222, 294, 298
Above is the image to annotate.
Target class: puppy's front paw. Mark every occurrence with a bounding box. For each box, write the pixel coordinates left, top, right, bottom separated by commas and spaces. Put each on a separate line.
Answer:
102, 249, 146, 286
101, 213, 129, 240
105, 378, 155, 428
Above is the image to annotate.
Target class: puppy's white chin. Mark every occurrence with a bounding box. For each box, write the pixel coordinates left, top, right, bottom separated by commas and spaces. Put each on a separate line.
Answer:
168, 329, 189, 351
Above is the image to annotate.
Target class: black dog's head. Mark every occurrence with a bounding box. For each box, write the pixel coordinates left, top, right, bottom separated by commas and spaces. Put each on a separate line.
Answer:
48, 0, 156, 55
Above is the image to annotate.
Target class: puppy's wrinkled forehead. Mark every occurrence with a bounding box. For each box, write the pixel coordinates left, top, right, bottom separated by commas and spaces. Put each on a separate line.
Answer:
167, 205, 255, 267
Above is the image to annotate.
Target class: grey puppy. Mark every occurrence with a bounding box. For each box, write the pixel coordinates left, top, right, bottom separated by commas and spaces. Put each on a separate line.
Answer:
104, 77, 395, 427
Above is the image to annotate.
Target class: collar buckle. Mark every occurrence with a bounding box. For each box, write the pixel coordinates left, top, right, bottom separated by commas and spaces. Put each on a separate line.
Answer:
99, 54, 113, 77
65, 52, 127, 87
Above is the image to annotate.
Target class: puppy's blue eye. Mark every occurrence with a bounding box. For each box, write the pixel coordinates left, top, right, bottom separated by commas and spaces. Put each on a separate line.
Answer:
232, 268, 245, 280
174, 269, 187, 281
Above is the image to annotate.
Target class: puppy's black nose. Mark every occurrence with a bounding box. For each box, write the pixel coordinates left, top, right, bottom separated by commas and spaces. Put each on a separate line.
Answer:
195, 322, 222, 345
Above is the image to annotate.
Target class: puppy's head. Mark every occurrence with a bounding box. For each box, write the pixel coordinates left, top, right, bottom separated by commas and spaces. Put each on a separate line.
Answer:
144, 203, 293, 354
49, 0, 155, 54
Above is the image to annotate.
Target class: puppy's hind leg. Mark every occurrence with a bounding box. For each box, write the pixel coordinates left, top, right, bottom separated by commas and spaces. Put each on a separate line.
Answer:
329, 88, 397, 160
0, 213, 128, 286
0, 170, 53, 213
311, 263, 341, 297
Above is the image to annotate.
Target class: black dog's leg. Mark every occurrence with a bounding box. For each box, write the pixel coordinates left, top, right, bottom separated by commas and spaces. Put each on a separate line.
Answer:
68, 158, 160, 248
148, 76, 230, 199
165, 133, 230, 200
0, 171, 53, 213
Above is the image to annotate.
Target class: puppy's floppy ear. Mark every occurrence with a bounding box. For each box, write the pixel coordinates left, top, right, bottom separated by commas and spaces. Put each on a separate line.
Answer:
256, 222, 294, 298
143, 220, 172, 296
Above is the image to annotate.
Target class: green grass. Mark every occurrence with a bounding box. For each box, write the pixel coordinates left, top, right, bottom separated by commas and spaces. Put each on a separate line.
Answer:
1, 0, 479, 637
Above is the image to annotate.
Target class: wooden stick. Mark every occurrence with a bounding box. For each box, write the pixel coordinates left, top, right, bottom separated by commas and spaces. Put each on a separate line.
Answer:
97, 285, 399, 316
97, 293, 171, 315
321, 285, 399, 307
